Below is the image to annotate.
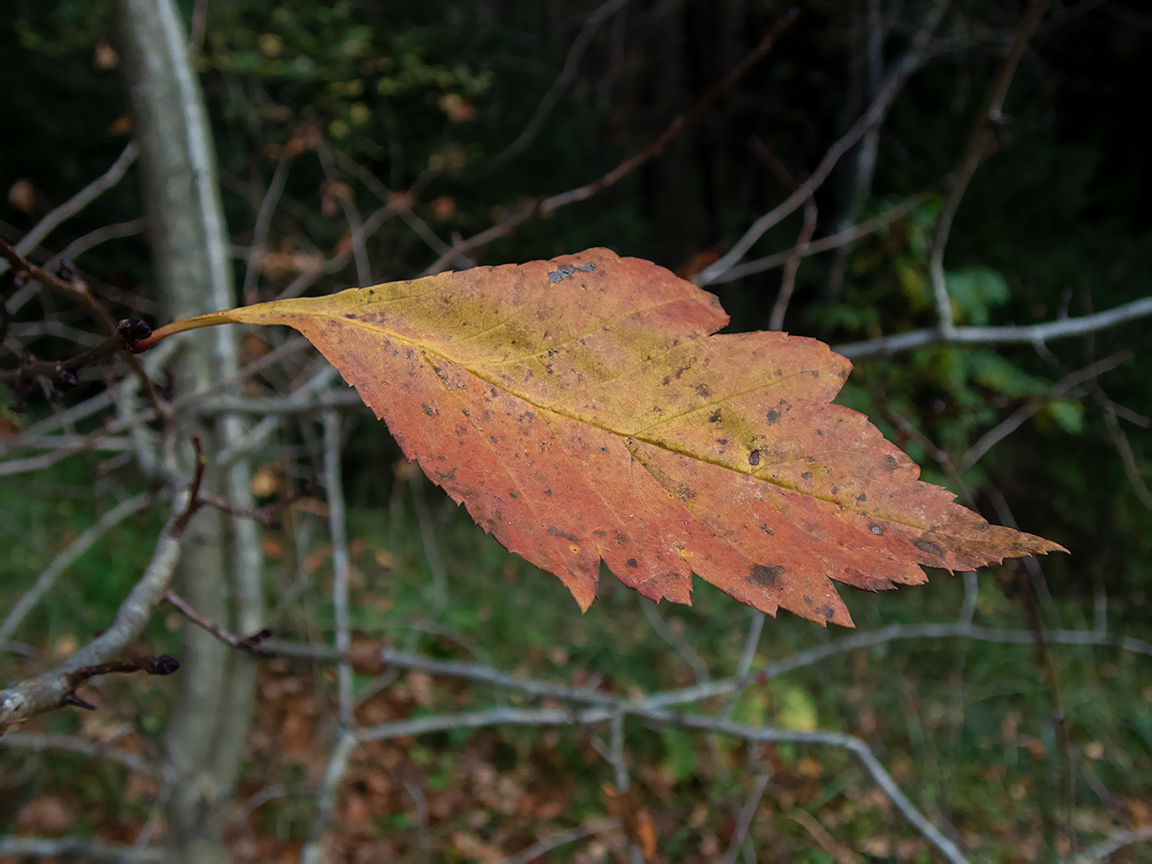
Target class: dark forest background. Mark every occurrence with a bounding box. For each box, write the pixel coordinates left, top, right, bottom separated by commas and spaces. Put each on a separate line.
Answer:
1, 1, 1150, 862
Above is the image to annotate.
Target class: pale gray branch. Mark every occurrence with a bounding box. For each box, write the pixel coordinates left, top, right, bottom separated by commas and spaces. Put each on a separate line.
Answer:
0, 731, 158, 776
0, 491, 189, 734
695, 0, 948, 286
834, 296, 1152, 358
0, 493, 152, 644
2, 141, 139, 279
0, 835, 163, 861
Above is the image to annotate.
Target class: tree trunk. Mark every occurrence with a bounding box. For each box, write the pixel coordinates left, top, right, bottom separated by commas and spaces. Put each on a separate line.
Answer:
114, 1, 263, 860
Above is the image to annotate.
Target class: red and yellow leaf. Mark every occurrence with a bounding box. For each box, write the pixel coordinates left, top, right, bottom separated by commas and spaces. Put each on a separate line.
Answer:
138, 248, 1064, 626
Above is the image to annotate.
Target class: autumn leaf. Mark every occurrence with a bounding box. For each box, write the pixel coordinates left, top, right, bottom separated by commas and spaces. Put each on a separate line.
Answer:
135, 248, 1064, 626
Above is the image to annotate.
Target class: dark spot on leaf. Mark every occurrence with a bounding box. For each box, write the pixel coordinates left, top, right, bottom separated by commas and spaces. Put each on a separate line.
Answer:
759, 524, 773, 535
676, 484, 696, 501
716, 438, 728, 445
546, 526, 580, 543
708, 409, 723, 423
819, 604, 837, 621
615, 531, 628, 544
549, 266, 577, 283
803, 595, 813, 607
765, 409, 780, 425
626, 558, 638, 568
856, 493, 866, 503
913, 537, 944, 559
801, 472, 811, 481
694, 383, 711, 398
544, 488, 553, 497
422, 404, 435, 417
578, 263, 596, 272
344, 313, 356, 319
816, 429, 824, 436
884, 455, 899, 471
749, 564, 785, 588
508, 490, 519, 499
749, 449, 761, 466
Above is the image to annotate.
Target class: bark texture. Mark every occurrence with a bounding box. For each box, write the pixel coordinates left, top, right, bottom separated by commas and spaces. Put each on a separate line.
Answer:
114, 1, 263, 859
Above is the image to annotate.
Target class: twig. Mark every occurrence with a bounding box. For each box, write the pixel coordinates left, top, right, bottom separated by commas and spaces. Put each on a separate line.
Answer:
0, 835, 162, 861
1102, 403, 1152, 510
0, 731, 158, 776
240, 155, 291, 301
640, 598, 709, 683
44, 219, 145, 275
960, 348, 1135, 471
1069, 825, 1152, 863
489, 0, 629, 169
342, 704, 967, 864
720, 772, 771, 864
299, 731, 358, 864
0, 492, 152, 644
834, 297, 1152, 358
928, 0, 1053, 338
0, 141, 139, 279
422, 10, 797, 275
0, 239, 166, 416
770, 195, 817, 330
499, 818, 623, 864
317, 143, 371, 286
323, 411, 354, 727
695, 0, 948, 286
0, 492, 189, 732
164, 590, 274, 656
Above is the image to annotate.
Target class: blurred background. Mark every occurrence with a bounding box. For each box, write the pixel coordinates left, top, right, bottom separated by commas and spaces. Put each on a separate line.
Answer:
1, 0, 1150, 861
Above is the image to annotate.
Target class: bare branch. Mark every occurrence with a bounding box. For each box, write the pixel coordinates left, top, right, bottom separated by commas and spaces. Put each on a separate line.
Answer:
709, 188, 936, 284
928, 0, 1054, 337
323, 410, 354, 727
0, 731, 158, 776
835, 296, 1152, 358
499, 818, 623, 864
0, 835, 162, 861
164, 590, 274, 655
423, 11, 797, 276
1069, 825, 1152, 863
489, 0, 629, 169
0, 487, 191, 734
0, 141, 139, 279
695, 0, 949, 286
0, 492, 152, 644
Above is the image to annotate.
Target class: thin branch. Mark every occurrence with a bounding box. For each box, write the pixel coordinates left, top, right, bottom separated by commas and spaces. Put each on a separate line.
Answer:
928, 0, 1053, 337
489, 0, 629, 169
960, 348, 1135, 471
0, 835, 162, 861
834, 296, 1152, 358
164, 590, 274, 656
720, 772, 771, 864
0, 732, 158, 776
0, 492, 151, 644
499, 818, 623, 864
422, 10, 797, 276
0, 142, 139, 279
769, 195, 817, 331
323, 411, 354, 728
344, 704, 966, 864
45, 218, 144, 274
240, 155, 291, 301
0, 485, 192, 733
1069, 826, 1152, 863
695, 0, 949, 286
299, 731, 358, 864
707, 187, 936, 284
317, 144, 371, 286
